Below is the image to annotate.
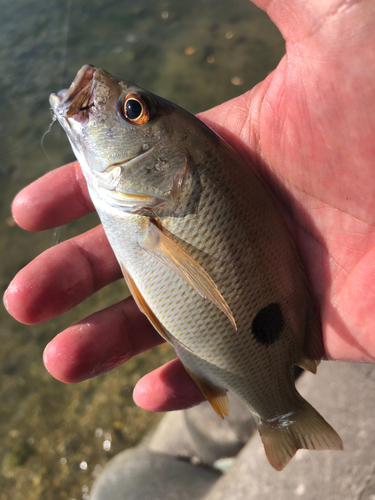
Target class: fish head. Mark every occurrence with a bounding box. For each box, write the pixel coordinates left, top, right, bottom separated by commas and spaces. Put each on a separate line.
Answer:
50, 65, 201, 215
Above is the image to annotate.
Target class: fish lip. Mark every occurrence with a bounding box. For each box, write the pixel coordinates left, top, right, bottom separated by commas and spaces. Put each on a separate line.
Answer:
49, 64, 97, 120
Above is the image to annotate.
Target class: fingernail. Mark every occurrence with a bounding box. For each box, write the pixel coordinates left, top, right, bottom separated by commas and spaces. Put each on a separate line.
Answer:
3, 288, 9, 312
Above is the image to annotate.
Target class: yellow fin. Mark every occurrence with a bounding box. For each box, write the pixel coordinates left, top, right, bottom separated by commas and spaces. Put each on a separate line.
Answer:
296, 356, 319, 374
121, 264, 171, 344
258, 399, 343, 471
185, 368, 230, 418
296, 306, 324, 374
140, 221, 237, 330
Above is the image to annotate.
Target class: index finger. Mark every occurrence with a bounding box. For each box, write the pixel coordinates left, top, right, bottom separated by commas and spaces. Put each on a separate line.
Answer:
12, 162, 94, 231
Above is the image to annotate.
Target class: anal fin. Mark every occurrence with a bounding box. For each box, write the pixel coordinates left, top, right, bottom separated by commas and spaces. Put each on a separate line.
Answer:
185, 367, 230, 419
121, 264, 170, 344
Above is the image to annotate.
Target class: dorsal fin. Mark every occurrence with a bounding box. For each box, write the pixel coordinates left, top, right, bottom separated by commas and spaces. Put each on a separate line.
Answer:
296, 305, 324, 374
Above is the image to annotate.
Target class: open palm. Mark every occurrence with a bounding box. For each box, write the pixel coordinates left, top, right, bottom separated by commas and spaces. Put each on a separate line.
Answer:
5, 0, 375, 412
202, 0, 375, 365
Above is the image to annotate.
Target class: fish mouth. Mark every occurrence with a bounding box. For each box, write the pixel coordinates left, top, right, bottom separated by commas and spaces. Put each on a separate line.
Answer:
49, 64, 97, 121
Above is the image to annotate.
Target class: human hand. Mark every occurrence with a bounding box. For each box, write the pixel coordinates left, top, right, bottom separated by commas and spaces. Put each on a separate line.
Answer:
4, 0, 375, 413
202, 0, 375, 365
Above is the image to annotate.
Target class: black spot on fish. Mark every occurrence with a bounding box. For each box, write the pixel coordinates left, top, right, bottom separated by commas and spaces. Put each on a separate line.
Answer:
252, 303, 283, 346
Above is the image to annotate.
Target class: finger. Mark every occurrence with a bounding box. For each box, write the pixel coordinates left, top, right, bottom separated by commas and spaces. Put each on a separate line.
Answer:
133, 358, 205, 412
12, 162, 94, 231
4, 225, 122, 324
43, 296, 163, 383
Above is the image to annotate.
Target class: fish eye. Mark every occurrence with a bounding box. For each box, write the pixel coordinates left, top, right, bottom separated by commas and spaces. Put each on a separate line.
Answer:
123, 92, 150, 124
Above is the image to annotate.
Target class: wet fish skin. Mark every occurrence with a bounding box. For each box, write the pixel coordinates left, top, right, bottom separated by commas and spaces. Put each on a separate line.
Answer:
50, 65, 343, 470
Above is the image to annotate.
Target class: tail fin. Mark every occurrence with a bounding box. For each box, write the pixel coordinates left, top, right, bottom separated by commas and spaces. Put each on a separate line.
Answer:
258, 399, 343, 471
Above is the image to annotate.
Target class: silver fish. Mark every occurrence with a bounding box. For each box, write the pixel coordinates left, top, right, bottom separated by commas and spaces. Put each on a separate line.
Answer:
50, 65, 342, 470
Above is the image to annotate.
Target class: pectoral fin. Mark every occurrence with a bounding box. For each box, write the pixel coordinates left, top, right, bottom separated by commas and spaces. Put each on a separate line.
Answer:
120, 264, 171, 344
139, 221, 237, 330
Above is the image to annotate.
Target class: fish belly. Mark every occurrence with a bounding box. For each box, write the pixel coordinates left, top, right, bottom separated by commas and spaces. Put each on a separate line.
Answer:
98, 203, 306, 421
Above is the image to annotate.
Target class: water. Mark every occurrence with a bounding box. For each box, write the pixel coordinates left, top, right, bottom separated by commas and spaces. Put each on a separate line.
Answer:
0, 1, 284, 498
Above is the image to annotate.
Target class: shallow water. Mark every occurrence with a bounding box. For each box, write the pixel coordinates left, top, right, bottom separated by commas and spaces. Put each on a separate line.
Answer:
0, 1, 284, 498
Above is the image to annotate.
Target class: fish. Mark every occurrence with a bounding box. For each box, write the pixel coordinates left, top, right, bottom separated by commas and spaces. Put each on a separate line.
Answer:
49, 64, 343, 470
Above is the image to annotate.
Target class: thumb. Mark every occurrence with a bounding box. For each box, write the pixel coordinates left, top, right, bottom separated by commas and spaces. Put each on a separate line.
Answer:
250, 0, 372, 45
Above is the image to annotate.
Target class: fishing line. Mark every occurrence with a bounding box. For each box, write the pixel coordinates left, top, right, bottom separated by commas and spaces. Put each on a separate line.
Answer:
60, 0, 73, 92
40, 118, 65, 246
45, 0, 73, 246
52, 226, 63, 246
55, 0, 73, 141
40, 0, 73, 166
40, 118, 56, 165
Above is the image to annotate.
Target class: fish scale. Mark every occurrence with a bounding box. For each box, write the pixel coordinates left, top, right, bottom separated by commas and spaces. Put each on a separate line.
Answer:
50, 65, 343, 470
